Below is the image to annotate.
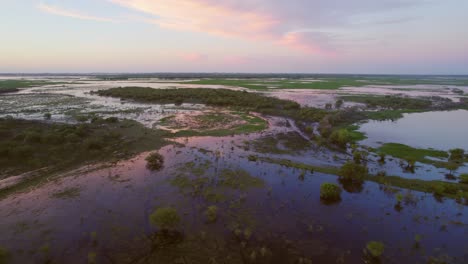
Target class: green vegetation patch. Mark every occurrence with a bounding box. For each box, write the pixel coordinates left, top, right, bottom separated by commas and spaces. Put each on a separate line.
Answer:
0, 79, 72, 93
0, 118, 168, 199
377, 143, 449, 165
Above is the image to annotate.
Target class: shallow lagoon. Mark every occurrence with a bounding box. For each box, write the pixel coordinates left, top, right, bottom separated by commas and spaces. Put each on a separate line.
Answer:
359, 110, 468, 151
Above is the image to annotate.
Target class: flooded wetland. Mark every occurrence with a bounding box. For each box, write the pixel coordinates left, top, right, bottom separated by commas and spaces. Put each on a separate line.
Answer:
1, 74, 467, 264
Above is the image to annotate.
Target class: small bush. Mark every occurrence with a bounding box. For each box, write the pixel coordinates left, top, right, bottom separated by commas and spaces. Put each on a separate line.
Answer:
146, 152, 164, 171
366, 241, 384, 258
339, 162, 368, 181
320, 183, 342, 202
149, 207, 180, 230
449, 148, 464, 161
204, 205, 218, 223
44, 112, 51, 120
329, 129, 351, 148
459, 174, 468, 184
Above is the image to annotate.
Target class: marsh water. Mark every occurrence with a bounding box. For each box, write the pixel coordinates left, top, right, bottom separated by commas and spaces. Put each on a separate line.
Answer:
359, 110, 468, 150
1, 76, 467, 263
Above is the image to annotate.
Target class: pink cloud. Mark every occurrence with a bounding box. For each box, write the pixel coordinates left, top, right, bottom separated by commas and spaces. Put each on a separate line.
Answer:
108, 0, 331, 54
38, 3, 118, 23
180, 52, 205, 62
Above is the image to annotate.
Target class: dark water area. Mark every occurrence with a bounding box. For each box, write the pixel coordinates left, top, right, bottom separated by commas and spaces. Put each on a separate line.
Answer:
1, 132, 467, 263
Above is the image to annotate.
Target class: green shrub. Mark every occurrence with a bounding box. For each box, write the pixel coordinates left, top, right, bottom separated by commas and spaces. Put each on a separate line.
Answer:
449, 148, 465, 161
320, 183, 342, 201
44, 112, 51, 120
329, 129, 351, 148
149, 207, 180, 230
145, 152, 164, 171
366, 241, 384, 258
85, 139, 103, 150
204, 205, 218, 223
339, 162, 368, 181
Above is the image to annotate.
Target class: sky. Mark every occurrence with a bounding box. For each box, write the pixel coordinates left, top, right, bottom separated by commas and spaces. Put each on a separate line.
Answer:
1, 0, 467, 74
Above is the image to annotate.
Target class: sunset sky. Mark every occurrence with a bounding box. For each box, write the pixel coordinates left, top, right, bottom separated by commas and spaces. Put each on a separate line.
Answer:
1, 0, 467, 74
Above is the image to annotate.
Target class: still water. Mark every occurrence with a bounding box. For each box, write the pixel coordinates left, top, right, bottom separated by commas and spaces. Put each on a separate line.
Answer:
359, 110, 468, 150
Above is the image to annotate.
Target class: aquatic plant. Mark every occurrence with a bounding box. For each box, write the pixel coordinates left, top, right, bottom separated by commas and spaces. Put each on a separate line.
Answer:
320, 183, 342, 202
204, 206, 218, 223
145, 152, 165, 171
149, 207, 181, 230
366, 241, 385, 258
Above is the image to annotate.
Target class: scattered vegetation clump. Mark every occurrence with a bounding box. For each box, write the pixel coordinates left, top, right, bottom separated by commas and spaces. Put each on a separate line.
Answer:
204, 206, 218, 223
320, 183, 342, 202
366, 241, 385, 258
146, 152, 165, 171
150, 207, 181, 230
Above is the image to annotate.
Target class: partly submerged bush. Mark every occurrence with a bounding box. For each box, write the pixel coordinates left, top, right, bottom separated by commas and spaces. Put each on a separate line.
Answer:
146, 152, 164, 171
329, 129, 352, 148
149, 207, 180, 230
366, 241, 385, 258
449, 148, 465, 161
320, 183, 342, 202
339, 162, 368, 181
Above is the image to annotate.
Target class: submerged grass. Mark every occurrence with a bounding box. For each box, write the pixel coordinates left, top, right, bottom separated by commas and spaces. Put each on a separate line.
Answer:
377, 143, 450, 167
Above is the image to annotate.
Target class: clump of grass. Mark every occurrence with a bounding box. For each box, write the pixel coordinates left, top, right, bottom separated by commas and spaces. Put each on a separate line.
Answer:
320, 183, 342, 202
366, 241, 385, 258
145, 152, 164, 171
204, 205, 218, 223
149, 207, 180, 230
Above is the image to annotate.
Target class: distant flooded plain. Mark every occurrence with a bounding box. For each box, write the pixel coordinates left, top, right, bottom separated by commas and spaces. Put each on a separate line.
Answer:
0, 75, 467, 264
